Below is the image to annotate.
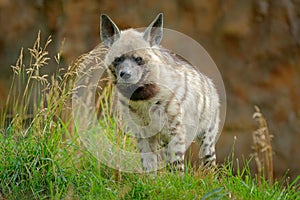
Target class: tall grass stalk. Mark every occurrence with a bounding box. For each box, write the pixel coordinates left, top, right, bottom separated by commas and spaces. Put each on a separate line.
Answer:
252, 106, 274, 185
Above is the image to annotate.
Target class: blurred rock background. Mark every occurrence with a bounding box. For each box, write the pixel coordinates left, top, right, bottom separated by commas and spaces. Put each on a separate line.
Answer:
0, 0, 299, 180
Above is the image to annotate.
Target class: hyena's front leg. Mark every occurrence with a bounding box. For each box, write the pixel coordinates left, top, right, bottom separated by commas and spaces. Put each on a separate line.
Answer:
167, 128, 186, 171
166, 102, 186, 171
136, 137, 159, 172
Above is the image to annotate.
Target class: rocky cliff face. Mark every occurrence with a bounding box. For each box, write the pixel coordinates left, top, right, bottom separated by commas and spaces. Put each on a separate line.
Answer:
0, 0, 299, 180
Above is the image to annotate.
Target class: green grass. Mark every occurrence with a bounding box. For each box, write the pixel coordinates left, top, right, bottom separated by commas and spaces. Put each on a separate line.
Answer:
0, 32, 299, 199
1, 125, 299, 199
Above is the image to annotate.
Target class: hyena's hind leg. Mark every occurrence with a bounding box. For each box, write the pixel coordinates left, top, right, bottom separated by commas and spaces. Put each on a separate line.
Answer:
198, 110, 220, 168
198, 133, 217, 168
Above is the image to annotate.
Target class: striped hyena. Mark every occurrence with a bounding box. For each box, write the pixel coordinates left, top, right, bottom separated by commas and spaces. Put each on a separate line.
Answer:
100, 13, 220, 172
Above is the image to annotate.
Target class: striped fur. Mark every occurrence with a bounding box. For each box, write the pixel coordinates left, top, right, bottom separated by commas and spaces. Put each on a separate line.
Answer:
101, 13, 220, 172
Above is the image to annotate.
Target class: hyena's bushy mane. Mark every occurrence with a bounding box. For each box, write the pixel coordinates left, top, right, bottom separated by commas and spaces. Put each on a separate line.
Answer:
151, 47, 201, 72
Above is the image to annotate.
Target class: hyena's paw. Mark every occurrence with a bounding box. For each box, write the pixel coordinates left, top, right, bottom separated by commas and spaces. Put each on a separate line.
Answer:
141, 154, 158, 172
201, 153, 217, 170
167, 160, 185, 173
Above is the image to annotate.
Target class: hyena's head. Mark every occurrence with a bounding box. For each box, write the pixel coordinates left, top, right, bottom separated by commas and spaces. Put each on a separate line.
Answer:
100, 14, 163, 100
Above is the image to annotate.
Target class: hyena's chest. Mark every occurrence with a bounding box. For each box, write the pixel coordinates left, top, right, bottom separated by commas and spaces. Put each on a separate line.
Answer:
119, 97, 171, 139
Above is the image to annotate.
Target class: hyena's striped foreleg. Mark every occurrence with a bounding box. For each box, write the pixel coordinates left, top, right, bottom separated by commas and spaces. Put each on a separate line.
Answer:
166, 101, 186, 171
167, 128, 186, 171
136, 137, 159, 172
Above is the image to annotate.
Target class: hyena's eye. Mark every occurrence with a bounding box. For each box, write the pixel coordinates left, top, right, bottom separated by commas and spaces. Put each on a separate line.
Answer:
134, 57, 143, 65
113, 56, 125, 66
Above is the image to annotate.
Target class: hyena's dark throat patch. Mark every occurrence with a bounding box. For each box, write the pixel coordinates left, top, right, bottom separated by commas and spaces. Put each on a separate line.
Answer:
117, 83, 159, 101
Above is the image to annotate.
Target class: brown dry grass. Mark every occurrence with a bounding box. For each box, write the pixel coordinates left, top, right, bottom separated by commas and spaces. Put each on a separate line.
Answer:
252, 105, 274, 185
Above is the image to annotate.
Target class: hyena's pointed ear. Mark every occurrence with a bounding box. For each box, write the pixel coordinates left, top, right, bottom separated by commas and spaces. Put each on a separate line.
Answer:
143, 13, 163, 46
100, 14, 120, 47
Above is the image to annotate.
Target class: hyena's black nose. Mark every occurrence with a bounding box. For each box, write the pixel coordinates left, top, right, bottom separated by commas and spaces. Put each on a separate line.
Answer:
120, 71, 131, 80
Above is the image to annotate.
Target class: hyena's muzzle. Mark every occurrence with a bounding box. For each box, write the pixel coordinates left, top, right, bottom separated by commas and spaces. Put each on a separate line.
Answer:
114, 56, 144, 85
